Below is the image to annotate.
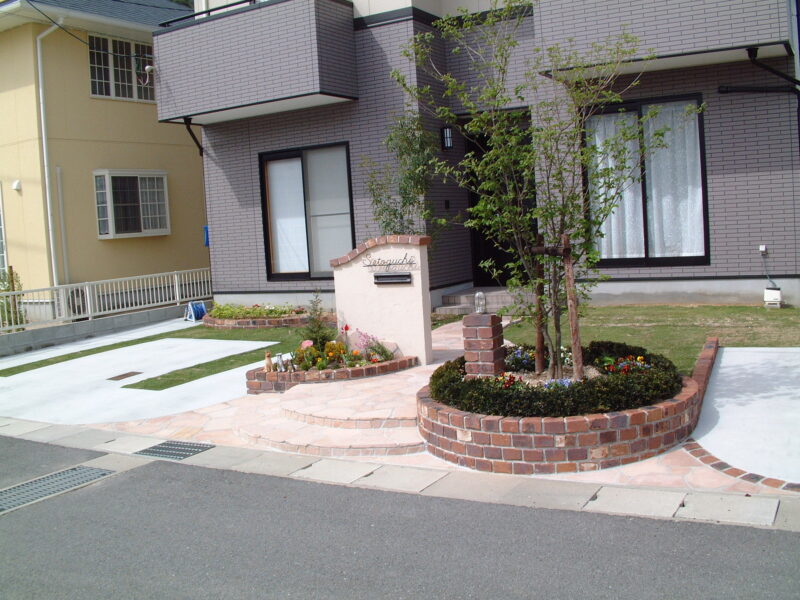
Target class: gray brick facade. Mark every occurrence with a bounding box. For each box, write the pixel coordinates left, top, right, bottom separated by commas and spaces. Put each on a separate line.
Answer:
155, 0, 799, 302
154, 0, 357, 122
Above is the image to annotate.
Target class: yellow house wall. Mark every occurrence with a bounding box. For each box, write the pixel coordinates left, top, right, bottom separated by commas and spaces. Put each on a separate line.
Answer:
42, 24, 208, 284
1, 22, 208, 288
0, 24, 50, 290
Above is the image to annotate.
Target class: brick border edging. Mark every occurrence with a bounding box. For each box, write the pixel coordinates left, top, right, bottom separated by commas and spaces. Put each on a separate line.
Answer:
202, 314, 309, 329
246, 356, 419, 393
329, 235, 431, 268
416, 338, 721, 475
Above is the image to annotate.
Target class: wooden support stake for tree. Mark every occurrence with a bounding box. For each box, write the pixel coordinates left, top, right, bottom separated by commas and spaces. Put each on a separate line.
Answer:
534, 234, 545, 373
561, 234, 584, 380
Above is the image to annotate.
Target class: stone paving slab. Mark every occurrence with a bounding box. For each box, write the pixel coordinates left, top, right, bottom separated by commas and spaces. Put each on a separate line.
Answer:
81, 454, 154, 472
232, 452, 319, 477
181, 446, 264, 469
584, 487, 686, 518
353, 465, 448, 493
500, 479, 602, 511
49, 429, 119, 449
675, 493, 780, 526
0, 420, 51, 436
93, 435, 165, 454
19, 424, 87, 443
420, 471, 524, 503
291, 459, 379, 484
773, 499, 800, 532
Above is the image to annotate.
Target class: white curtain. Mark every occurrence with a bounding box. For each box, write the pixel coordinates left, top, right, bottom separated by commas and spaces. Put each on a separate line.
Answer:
587, 112, 645, 259
644, 101, 703, 257
267, 158, 309, 273
304, 146, 352, 277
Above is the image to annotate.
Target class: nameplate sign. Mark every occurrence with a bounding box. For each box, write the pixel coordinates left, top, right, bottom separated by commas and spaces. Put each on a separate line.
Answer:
362, 253, 418, 271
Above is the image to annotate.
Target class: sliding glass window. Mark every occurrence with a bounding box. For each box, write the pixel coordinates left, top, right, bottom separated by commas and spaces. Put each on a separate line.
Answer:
262, 145, 354, 279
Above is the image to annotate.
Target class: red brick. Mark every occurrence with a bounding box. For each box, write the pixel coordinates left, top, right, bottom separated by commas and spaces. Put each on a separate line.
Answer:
500, 418, 520, 433
441, 426, 457, 439
462, 327, 478, 339
475, 459, 493, 472
513, 462, 534, 475
645, 407, 664, 422
491, 433, 512, 447
620, 455, 639, 465
534, 463, 555, 474
472, 431, 491, 445
565, 417, 589, 433
477, 324, 504, 339
484, 446, 503, 459
629, 410, 646, 426
465, 415, 482, 430
502, 448, 523, 461
533, 435, 554, 448
619, 427, 637, 441
723, 467, 746, 477
542, 418, 566, 434
648, 436, 663, 450
567, 448, 588, 460
600, 459, 621, 469
522, 449, 544, 462
606, 412, 628, 428
450, 414, 465, 428
463, 314, 501, 327
512, 435, 533, 448
761, 478, 786, 488
544, 449, 566, 461
598, 430, 617, 444
493, 461, 513, 474
520, 418, 542, 433
466, 444, 483, 457
480, 348, 507, 363
610, 443, 630, 457
587, 414, 610, 430
556, 462, 578, 473
629, 439, 646, 453
578, 432, 599, 446
482, 416, 502, 432
451, 441, 466, 454
464, 339, 496, 351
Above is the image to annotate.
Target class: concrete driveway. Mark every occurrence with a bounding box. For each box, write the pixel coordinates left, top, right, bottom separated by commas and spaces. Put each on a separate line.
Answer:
693, 347, 800, 482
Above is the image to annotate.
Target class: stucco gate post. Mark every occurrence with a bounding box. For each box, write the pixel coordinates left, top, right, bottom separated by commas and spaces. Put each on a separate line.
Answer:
331, 235, 433, 364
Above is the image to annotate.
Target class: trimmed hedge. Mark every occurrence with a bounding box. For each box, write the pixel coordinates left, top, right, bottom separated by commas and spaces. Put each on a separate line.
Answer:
429, 341, 683, 418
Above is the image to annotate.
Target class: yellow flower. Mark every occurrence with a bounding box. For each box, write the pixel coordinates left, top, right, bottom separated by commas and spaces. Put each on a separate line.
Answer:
637, 356, 645, 362
327, 352, 334, 357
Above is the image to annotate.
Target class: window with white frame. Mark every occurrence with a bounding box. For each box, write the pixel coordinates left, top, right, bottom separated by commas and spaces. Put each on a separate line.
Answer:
89, 35, 154, 101
94, 170, 170, 238
587, 98, 708, 265
261, 144, 354, 279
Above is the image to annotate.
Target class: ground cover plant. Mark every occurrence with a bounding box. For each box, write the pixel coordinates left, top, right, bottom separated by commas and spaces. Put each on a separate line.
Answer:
505, 305, 800, 375
208, 302, 305, 319
429, 340, 682, 418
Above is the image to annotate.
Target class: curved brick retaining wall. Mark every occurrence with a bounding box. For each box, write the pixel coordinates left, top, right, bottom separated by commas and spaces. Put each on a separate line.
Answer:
202, 314, 310, 329
247, 356, 419, 393
416, 338, 720, 474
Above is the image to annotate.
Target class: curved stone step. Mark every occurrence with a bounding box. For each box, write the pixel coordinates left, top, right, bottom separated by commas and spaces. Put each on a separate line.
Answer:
236, 418, 425, 457
279, 394, 418, 429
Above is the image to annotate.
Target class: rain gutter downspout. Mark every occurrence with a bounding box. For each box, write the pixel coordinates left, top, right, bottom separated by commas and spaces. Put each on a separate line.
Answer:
37, 20, 62, 287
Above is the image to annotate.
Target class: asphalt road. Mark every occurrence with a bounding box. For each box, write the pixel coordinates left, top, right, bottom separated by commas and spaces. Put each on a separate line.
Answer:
1, 437, 798, 599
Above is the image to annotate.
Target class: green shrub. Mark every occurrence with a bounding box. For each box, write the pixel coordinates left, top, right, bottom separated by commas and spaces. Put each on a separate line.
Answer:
300, 291, 336, 350
429, 342, 683, 418
209, 302, 304, 319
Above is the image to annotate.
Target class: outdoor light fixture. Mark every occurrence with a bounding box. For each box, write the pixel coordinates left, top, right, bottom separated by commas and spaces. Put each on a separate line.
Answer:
440, 126, 454, 150
474, 291, 486, 314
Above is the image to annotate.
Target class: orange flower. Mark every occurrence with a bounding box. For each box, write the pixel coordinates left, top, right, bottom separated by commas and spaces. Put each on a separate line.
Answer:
352, 350, 360, 356
327, 352, 334, 357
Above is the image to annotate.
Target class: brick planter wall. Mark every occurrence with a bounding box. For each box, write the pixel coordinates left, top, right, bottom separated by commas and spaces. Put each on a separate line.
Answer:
416, 338, 720, 474
202, 314, 310, 329
246, 356, 419, 393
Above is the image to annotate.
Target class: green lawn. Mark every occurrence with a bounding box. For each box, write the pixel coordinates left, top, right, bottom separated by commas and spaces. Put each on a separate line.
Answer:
124, 326, 303, 391
504, 305, 800, 375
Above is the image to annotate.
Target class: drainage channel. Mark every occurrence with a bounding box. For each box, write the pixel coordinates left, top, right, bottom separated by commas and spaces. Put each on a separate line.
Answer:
135, 440, 214, 460
0, 466, 115, 515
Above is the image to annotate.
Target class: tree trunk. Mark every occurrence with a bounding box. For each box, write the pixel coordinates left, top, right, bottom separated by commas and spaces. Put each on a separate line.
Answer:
562, 234, 584, 380
534, 235, 545, 373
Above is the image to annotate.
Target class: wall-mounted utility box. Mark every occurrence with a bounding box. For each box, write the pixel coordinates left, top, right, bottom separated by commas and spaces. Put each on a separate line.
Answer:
764, 286, 782, 308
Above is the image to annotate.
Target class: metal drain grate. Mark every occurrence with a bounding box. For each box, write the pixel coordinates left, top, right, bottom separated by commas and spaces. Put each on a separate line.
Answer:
107, 371, 142, 381
0, 466, 114, 514
135, 440, 215, 460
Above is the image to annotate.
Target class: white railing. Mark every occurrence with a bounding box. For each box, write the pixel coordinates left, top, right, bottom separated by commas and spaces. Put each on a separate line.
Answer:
0, 268, 212, 333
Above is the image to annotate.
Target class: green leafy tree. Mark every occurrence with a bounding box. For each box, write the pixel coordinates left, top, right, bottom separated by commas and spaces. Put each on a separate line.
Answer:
300, 291, 336, 349
394, 0, 695, 378
366, 111, 447, 237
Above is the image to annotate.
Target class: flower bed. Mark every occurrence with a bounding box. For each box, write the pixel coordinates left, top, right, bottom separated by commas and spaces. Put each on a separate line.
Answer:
246, 356, 419, 393
202, 302, 316, 329
416, 339, 719, 474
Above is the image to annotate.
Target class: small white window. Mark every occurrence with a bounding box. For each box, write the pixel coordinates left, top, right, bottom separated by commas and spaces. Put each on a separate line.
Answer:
89, 35, 154, 102
93, 170, 170, 239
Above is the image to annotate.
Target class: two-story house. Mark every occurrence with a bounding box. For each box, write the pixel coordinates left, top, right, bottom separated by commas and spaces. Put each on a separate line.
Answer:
0, 0, 208, 291
153, 0, 799, 308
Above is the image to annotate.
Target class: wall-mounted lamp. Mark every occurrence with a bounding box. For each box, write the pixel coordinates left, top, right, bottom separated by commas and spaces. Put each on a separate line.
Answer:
10, 180, 22, 192
440, 126, 454, 150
